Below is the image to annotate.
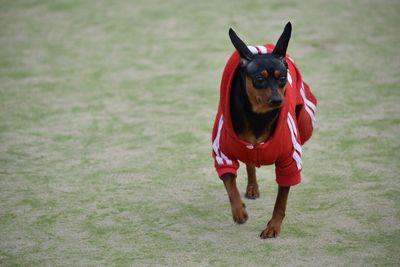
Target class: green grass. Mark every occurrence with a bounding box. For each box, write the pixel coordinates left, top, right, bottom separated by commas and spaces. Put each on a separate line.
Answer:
1, 0, 400, 266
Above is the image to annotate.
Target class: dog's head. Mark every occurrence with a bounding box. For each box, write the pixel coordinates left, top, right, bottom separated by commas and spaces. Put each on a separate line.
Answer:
229, 22, 292, 113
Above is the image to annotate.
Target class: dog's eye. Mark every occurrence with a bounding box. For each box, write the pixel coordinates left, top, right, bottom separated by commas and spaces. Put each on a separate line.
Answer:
253, 76, 265, 88
255, 76, 265, 83
278, 76, 287, 87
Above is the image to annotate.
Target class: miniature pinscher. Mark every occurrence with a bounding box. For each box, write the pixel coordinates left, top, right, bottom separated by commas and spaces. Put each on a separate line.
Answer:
212, 22, 317, 238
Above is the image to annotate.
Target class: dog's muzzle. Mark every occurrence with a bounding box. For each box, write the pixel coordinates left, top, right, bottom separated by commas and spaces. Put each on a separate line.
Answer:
270, 95, 283, 106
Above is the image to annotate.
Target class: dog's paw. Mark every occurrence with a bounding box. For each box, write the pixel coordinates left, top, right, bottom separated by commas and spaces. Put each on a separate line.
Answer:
245, 184, 260, 199
231, 202, 248, 224
260, 220, 281, 239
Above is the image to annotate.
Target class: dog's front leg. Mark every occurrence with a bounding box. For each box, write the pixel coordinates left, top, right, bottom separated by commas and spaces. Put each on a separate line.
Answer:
260, 186, 290, 238
222, 174, 248, 224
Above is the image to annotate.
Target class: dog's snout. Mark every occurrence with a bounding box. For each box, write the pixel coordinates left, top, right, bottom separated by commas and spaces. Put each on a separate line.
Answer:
270, 95, 282, 105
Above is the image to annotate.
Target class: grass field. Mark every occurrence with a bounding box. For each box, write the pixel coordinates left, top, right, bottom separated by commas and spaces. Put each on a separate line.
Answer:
1, 0, 399, 266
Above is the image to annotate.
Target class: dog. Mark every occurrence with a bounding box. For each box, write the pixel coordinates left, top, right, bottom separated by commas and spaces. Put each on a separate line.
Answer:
212, 22, 317, 238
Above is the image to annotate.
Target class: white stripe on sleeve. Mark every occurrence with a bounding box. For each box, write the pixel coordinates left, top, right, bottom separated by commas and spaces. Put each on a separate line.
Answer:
212, 115, 232, 166
300, 83, 317, 128
287, 113, 302, 170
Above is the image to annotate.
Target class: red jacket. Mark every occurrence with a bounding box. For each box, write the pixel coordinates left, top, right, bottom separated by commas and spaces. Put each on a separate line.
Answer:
212, 44, 317, 186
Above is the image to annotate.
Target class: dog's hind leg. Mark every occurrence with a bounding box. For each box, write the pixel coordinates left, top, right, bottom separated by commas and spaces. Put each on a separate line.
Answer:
245, 164, 260, 199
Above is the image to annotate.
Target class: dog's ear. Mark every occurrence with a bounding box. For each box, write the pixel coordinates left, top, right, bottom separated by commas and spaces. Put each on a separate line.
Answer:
272, 22, 292, 59
229, 28, 254, 65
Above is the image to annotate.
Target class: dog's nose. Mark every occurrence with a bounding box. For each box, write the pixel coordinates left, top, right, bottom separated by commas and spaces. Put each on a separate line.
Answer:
270, 95, 282, 105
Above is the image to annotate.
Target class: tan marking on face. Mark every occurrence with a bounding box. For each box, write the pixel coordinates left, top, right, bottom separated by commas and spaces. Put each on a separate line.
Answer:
245, 76, 273, 113
261, 70, 268, 78
274, 70, 281, 78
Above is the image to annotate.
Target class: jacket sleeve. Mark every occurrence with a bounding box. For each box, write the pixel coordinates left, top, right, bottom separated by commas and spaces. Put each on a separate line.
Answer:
213, 151, 240, 179
275, 157, 301, 187
212, 114, 239, 179
274, 112, 302, 187
297, 81, 317, 145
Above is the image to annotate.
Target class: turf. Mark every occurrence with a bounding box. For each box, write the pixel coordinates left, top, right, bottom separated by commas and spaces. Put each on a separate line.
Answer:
1, 0, 399, 266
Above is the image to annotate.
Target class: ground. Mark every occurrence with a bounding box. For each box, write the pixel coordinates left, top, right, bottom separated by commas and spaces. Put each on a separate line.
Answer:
0, 0, 399, 266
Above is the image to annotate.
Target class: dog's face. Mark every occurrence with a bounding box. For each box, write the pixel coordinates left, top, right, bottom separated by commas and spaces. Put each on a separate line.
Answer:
243, 55, 288, 113
229, 23, 292, 114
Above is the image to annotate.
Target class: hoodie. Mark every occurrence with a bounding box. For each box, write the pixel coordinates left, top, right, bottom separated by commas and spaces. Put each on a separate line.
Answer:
212, 44, 317, 186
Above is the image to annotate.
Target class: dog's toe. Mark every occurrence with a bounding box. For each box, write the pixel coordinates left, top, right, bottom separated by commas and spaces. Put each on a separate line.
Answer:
234, 216, 248, 224
245, 185, 260, 199
260, 220, 281, 239
232, 203, 248, 224
260, 228, 278, 239
233, 210, 248, 224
